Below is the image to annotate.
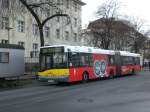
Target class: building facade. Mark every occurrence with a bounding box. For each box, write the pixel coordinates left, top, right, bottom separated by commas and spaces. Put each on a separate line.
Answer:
0, 0, 85, 58
81, 18, 146, 53
143, 39, 150, 63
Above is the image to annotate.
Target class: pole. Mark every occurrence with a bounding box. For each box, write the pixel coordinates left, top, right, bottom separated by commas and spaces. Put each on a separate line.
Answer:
6, 27, 13, 44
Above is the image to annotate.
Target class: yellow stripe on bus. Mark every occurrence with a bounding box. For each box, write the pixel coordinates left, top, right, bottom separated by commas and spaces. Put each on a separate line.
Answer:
38, 69, 69, 77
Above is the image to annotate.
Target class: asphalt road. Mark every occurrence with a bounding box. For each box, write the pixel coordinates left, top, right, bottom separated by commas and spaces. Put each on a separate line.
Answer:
0, 71, 150, 112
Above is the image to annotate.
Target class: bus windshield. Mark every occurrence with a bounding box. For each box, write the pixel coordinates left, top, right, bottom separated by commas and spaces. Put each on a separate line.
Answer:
40, 47, 68, 71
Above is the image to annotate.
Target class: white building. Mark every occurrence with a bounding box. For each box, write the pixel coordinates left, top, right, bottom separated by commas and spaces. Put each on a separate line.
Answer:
0, 0, 85, 58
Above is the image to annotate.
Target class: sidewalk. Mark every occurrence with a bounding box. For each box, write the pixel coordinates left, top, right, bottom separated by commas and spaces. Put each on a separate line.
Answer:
4, 74, 36, 81
19, 73, 37, 80
142, 67, 150, 71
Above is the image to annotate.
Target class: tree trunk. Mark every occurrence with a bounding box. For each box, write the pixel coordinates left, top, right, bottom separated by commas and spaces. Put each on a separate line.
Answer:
39, 26, 44, 47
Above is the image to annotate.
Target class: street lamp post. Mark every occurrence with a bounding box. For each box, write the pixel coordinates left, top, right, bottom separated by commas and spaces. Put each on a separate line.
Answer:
6, 26, 13, 44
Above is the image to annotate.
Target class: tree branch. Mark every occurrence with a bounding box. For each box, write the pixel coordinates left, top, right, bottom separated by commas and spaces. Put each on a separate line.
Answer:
42, 14, 71, 27
19, 0, 42, 26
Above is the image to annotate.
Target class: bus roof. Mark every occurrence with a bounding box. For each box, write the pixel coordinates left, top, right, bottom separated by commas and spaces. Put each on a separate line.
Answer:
40, 45, 141, 57
120, 51, 141, 57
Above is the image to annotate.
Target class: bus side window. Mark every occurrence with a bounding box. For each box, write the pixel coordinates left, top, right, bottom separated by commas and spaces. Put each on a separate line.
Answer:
71, 52, 80, 67
108, 55, 114, 65
135, 57, 140, 65
122, 56, 127, 65
134, 57, 136, 65
87, 54, 93, 66
68, 52, 72, 61
80, 55, 86, 66
128, 57, 134, 65
123, 56, 129, 65
80, 53, 93, 67
121, 56, 136, 65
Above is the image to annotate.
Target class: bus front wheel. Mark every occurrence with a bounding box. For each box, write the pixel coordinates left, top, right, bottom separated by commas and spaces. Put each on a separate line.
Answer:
131, 69, 135, 75
109, 70, 114, 79
82, 72, 89, 83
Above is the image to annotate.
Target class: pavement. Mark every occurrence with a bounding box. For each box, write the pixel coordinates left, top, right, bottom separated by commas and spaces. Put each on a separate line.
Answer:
0, 71, 150, 112
21, 67, 150, 80
0, 73, 38, 89
142, 67, 150, 71
19, 73, 37, 80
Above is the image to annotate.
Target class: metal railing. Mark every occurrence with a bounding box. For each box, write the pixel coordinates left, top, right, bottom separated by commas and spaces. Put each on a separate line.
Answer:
24, 57, 39, 74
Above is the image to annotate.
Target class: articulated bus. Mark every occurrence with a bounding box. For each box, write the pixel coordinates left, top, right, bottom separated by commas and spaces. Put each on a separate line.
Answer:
38, 45, 141, 83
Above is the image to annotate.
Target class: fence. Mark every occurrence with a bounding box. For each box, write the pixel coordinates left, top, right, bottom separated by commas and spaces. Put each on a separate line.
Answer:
24, 57, 39, 74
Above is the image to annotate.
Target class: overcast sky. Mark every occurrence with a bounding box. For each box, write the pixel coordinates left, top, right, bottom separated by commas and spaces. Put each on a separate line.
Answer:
82, 0, 150, 30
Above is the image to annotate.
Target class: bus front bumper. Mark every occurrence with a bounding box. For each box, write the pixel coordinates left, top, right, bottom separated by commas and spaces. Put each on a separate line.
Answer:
38, 76, 69, 82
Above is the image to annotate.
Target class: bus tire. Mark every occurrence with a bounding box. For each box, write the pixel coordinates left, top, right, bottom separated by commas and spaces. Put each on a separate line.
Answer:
109, 71, 114, 79
82, 72, 89, 83
131, 69, 135, 75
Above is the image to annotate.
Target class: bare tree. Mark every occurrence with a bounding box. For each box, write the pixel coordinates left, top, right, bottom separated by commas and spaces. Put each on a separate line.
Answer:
19, 0, 70, 46
128, 17, 147, 53
112, 21, 132, 50
0, 0, 71, 46
143, 39, 150, 60
88, 0, 120, 49
87, 0, 147, 52
82, 0, 147, 53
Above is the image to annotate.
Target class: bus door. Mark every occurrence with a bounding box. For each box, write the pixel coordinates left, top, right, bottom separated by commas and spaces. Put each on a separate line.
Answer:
115, 51, 121, 75
68, 52, 80, 81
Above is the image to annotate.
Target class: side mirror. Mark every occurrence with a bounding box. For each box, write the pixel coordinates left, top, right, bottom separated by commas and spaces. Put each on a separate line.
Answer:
69, 62, 73, 67
68, 52, 72, 61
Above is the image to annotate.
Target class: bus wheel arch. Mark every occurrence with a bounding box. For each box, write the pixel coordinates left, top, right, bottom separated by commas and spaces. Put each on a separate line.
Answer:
82, 71, 89, 82
131, 69, 135, 75
109, 69, 114, 79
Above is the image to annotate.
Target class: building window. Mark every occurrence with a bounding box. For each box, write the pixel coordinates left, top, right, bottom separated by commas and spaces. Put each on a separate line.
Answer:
45, 26, 50, 38
57, 16, 60, 22
66, 0, 69, 8
65, 31, 69, 40
18, 41, 25, 47
1, 39, 9, 44
18, 20, 25, 32
30, 51, 39, 58
33, 43, 38, 51
0, 52, 9, 63
56, 29, 60, 39
57, 0, 61, 4
74, 18, 77, 27
74, 33, 77, 42
18, 1, 26, 12
34, 8, 38, 14
46, 9, 50, 17
74, 2, 77, 12
1, 17, 9, 30
31, 43, 39, 58
33, 24, 39, 36
18, 1, 23, 7
2, 0, 9, 8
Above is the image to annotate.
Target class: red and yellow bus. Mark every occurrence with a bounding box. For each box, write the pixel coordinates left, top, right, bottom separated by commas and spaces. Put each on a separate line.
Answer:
38, 45, 141, 82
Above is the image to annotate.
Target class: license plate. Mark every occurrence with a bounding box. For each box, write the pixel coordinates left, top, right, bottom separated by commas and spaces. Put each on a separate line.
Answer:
48, 80, 54, 83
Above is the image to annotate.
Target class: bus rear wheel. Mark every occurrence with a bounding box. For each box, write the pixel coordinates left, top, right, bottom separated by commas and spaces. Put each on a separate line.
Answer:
82, 72, 89, 83
109, 70, 114, 79
131, 69, 135, 75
